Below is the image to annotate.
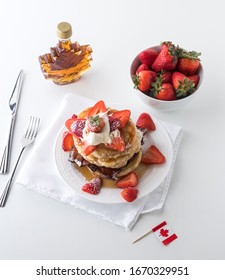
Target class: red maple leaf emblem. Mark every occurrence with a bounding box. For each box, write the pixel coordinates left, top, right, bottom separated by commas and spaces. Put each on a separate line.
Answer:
160, 228, 169, 237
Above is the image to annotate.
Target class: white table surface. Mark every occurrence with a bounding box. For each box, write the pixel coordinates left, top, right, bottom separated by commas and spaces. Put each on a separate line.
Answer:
0, 0, 225, 260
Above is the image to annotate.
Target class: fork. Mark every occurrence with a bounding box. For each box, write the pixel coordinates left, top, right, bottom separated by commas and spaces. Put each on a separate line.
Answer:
0, 116, 40, 207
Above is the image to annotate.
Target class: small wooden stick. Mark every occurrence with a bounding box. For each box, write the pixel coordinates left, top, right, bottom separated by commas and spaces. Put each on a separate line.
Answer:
132, 229, 153, 244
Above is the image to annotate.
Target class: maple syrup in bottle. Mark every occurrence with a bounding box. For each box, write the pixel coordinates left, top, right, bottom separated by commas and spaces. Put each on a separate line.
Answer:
38, 22, 92, 85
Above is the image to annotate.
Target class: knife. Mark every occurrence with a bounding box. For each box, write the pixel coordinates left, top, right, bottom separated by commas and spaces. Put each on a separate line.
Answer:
0, 70, 24, 174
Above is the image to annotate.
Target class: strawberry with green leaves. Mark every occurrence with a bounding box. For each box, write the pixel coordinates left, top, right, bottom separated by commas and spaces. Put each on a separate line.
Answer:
151, 75, 176, 101
172, 71, 196, 97
87, 115, 105, 133
152, 42, 179, 72
133, 70, 157, 92
188, 74, 199, 87
177, 50, 201, 75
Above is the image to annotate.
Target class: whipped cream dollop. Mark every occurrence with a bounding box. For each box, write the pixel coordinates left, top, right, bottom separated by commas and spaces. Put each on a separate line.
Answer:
82, 112, 114, 146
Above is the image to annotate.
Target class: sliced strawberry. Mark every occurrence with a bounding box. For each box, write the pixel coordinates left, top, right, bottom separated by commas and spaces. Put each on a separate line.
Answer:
110, 110, 131, 128
116, 171, 138, 188
136, 63, 149, 74
87, 100, 107, 117
121, 188, 138, 202
65, 114, 77, 132
136, 112, 156, 131
70, 118, 86, 138
109, 117, 121, 132
106, 134, 125, 152
142, 145, 165, 164
82, 177, 102, 195
62, 131, 74, 151
82, 142, 96, 156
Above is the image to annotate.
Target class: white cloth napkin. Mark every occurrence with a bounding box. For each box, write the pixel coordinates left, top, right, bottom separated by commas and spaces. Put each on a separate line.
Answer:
16, 94, 182, 230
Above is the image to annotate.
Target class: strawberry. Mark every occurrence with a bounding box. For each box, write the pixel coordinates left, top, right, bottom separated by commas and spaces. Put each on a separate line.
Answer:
116, 171, 138, 188
70, 118, 86, 138
121, 187, 138, 202
152, 42, 178, 72
177, 50, 201, 75
160, 70, 172, 83
136, 63, 149, 74
62, 131, 74, 151
106, 134, 125, 152
188, 75, 199, 87
82, 177, 102, 195
136, 112, 156, 131
133, 70, 157, 92
138, 48, 159, 67
109, 109, 131, 128
87, 115, 105, 133
172, 71, 195, 97
65, 114, 77, 132
82, 141, 96, 156
109, 117, 121, 132
151, 76, 176, 101
142, 145, 165, 164
87, 100, 107, 117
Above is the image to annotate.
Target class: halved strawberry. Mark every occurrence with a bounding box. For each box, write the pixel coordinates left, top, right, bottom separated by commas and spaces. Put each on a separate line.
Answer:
106, 134, 125, 152
136, 112, 156, 131
109, 110, 131, 128
62, 131, 74, 151
82, 177, 102, 195
65, 114, 77, 132
121, 188, 138, 202
87, 100, 107, 117
116, 171, 138, 188
70, 118, 86, 138
82, 141, 96, 156
142, 145, 165, 164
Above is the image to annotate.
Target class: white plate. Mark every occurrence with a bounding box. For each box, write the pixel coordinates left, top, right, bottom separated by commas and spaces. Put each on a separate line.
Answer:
55, 107, 173, 204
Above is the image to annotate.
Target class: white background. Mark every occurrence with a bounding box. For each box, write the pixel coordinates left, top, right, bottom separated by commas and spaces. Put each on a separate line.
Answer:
0, 0, 225, 260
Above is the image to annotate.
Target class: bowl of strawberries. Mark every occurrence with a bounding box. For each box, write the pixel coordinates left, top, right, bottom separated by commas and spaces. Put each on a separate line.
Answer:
131, 41, 203, 111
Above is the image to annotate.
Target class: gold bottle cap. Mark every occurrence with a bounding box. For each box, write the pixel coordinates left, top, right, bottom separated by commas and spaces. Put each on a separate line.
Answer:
57, 22, 72, 39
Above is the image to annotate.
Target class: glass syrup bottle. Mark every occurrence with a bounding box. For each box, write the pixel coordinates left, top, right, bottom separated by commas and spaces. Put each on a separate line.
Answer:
38, 22, 92, 85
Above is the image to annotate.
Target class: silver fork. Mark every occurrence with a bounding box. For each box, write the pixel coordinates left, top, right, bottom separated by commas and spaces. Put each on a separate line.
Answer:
0, 116, 40, 207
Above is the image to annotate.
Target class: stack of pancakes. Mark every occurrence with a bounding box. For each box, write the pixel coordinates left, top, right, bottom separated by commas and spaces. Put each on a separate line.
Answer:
70, 107, 143, 180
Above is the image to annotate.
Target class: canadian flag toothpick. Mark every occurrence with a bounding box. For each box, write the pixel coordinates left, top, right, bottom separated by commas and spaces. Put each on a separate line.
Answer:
133, 221, 178, 245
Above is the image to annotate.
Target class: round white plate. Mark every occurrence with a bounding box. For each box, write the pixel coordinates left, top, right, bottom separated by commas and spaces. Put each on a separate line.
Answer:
55, 108, 173, 204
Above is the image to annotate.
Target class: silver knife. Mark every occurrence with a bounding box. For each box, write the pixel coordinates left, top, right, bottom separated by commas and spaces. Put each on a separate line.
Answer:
0, 70, 24, 174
